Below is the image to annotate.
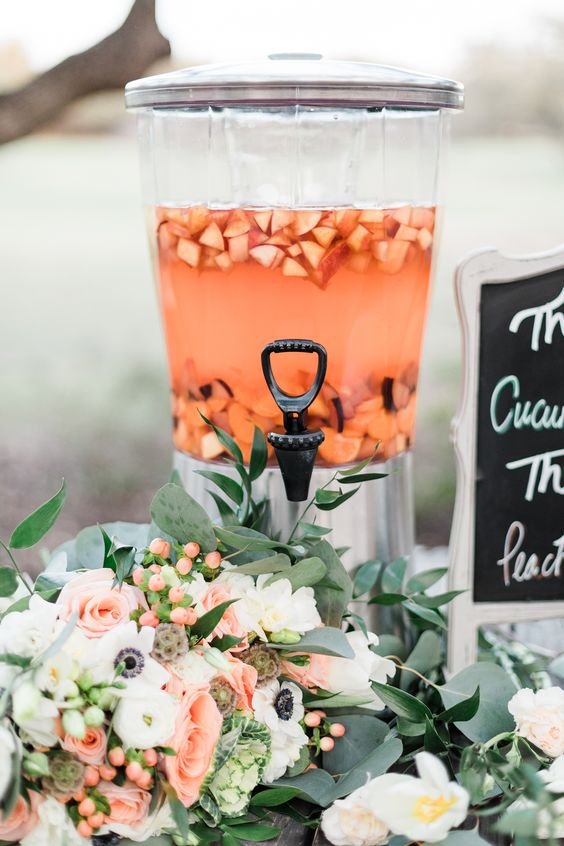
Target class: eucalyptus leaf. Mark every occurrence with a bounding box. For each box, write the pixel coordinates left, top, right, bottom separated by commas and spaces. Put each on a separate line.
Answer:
353, 559, 382, 598
233, 554, 292, 576
9, 479, 66, 549
273, 767, 336, 807
75, 525, 106, 570
401, 630, 443, 691
322, 715, 389, 775
315, 487, 360, 511
0, 568, 18, 598
413, 590, 466, 609
310, 540, 353, 628
438, 662, 517, 742
438, 687, 480, 724
151, 483, 217, 551
405, 567, 448, 594
221, 823, 281, 841
216, 526, 290, 553
209, 491, 238, 524
298, 522, 332, 539
403, 599, 447, 630
371, 634, 407, 661
381, 558, 407, 593
250, 788, 302, 807
269, 627, 354, 659
330, 736, 403, 801
265, 557, 326, 590
304, 692, 375, 709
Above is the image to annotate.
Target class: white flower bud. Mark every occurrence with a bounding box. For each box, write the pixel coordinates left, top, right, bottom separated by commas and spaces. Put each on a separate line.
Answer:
12, 681, 41, 723
201, 646, 231, 672
83, 706, 105, 728
62, 709, 86, 739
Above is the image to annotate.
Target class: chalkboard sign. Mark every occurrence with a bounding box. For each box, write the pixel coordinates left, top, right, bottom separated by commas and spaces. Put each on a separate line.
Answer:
448, 247, 564, 671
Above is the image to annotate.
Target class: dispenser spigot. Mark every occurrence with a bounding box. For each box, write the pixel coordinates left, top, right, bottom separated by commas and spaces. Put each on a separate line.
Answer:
261, 339, 327, 502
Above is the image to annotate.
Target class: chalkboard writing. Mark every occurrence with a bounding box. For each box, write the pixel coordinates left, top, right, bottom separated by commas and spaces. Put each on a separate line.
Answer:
475, 269, 564, 602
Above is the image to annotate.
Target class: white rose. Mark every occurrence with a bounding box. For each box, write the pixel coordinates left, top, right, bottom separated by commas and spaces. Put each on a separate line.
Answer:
321, 782, 391, 846
20, 796, 83, 846
0, 723, 16, 803
324, 631, 396, 709
370, 752, 469, 843
113, 690, 178, 749
508, 687, 564, 757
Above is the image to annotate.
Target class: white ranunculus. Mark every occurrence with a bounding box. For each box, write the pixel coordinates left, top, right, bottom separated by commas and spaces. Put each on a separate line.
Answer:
0, 723, 16, 803
321, 781, 393, 846
508, 687, 564, 758
113, 689, 178, 749
0, 595, 63, 659
370, 752, 469, 843
88, 621, 170, 692
173, 649, 217, 686
324, 631, 396, 709
20, 796, 84, 846
253, 680, 308, 782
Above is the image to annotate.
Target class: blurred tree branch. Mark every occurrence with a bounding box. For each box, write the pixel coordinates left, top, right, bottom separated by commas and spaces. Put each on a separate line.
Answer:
0, 0, 170, 145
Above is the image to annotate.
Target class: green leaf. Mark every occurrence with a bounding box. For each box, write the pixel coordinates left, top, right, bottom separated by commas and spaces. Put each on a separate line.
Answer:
250, 788, 302, 807
273, 768, 336, 807
437, 662, 517, 742
74, 525, 106, 570
265, 557, 326, 590
338, 453, 378, 477
113, 546, 136, 587
406, 567, 448, 594
432, 832, 491, 846
322, 715, 389, 775
338, 472, 388, 485
371, 680, 432, 721
221, 824, 280, 841
298, 521, 332, 539
315, 487, 360, 511
151, 483, 217, 552
208, 491, 238, 524
169, 467, 183, 486
353, 559, 382, 598
368, 592, 407, 605
233, 554, 292, 576
9, 479, 66, 549
210, 635, 244, 652
199, 412, 244, 463
396, 717, 425, 737
413, 590, 466, 609
438, 687, 480, 724
403, 599, 447, 630
381, 558, 407, 593
424, 716, 447, 753
215, 526, 289, 553
249, 426, 268, 482
310, 540, 353, 628
190, 599, 237, 640
0, 568, 18, 598
269, 626, 354, 658
2, 589, 58, 616
401, 630, 443, 691
304, 692, 375, 709
163, 786, 190, 841
371, 634, 407, 660
197, 470, 244, 506
330, 736, 403, 801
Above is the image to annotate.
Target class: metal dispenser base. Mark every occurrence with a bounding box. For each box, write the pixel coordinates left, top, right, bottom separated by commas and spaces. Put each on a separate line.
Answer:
173, 450, 415, 574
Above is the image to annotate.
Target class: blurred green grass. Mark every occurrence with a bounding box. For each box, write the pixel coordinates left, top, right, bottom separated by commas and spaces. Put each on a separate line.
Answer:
1, 132, 563, 564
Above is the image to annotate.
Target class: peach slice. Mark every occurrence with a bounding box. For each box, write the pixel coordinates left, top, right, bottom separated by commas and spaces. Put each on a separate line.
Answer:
228, 233, 249, 263
377, 240, 409, 274
347, 252, 372, 273
301, 240, 326, 270
248, 226, 269, 249
215, 251, 233, 272
267, 231, 292, 247
395, 224, 418, 242
224, 211, 251, 238
392, 206, 412, 226
177, 238, 201, 268
410, 207, 435, 230
318, 429, 362, 465
293, 211, 322, 236
417, 227, 433, 250
188, 206, 210, 235
312, 226, 338, 248
346, 224, 371, 253
320, 210, 337, 227
167, 208, 190, 226
254, 210, 272, 233
250, 245, 284, 269
210, 210, 230, 231
199, 221, 225, 252
367, 411, 397, 442
253, 393, 280, 418
287, 243, 302, 257
317, 242, 350, 287
359, 209, 384, 226
200, 431, 224, 460
158, 223, 179, 250
392, 380, 411, 410
271, 210, 294, 232
166, 221, 192, 240
178, 358, 202, 399
211, 409, 230, 431
356, 397, 384, 416
282, 257, 309, 277
336, 209, 360, 238
228, 402, 255, 443
181, 399, 210, 429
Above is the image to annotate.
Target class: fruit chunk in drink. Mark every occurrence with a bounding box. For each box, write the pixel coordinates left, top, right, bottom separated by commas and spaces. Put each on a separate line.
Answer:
154, 205, 436, 467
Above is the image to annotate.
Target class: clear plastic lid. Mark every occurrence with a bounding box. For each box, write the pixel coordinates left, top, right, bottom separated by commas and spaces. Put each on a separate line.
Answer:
125, 54, 464, 111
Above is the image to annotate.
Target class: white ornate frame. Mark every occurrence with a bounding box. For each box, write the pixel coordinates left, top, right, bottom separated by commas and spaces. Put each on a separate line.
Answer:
447, 245, 564, 673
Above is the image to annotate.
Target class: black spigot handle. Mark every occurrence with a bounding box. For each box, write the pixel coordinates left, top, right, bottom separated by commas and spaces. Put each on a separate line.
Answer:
261, 339, 327, 431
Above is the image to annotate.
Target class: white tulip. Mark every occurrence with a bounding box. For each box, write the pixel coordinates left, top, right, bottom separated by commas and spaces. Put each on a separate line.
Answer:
324, 631, 396, 709
113, 689, 178, 749
370, 752, 469, 843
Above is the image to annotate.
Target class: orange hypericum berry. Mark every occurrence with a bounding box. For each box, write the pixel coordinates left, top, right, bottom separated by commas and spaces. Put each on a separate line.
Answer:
83, 766, 100, 787
168, 586, 185, 603
137, 770, 152, 789
304, 712, 321, 728
139, 611, 159, 628
87, 812, 105, 829
99, 764, 117, 781
108, 747, 125, 767
143, 748, 158, 767
183, 542, 200, 558
78, 798, 96, 818
73, 789, 86, 803
149, 538, 171, 557
184, 607, 198, 626
77, 821, 93, 837
125, 761, 144, 782
205, 551, 222, 569
319, 736, 335, 752
149, 563, 162, 575
170, 607, 189, 625
132, 568, 145, 586
148, 574, 166, 592
329, 722, 346, 738
176, 557, 193, 575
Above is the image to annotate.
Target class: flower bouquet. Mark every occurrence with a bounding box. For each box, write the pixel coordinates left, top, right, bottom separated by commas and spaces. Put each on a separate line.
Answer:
1, 427, 564, 846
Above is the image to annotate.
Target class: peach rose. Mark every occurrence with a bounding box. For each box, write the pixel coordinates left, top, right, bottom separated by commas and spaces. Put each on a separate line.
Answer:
0, 794, 41, 842
216, 655, 258, 711
165, 684, 222, 807
196, 582, 247, 650
97, 780, 151, 838
281, 652, 331, 691
61, 726, 107, 765
56, 569, 146, 639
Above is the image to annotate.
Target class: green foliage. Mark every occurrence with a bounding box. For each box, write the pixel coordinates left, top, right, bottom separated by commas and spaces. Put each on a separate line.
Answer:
268, 626, 354, 658
9, 479, 66, 549
309, 540, 353, 628
265, 557, 326, 590
151, 483, 217, 551
438, 662, 517, 742
0, 568, 18, 597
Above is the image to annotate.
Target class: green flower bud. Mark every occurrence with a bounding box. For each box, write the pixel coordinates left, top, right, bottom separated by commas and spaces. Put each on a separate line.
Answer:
77, 672, 95, 692
152, 623, 189, 664
83, 705, 105, 728
88, 687, 101, 705
161, 565, 179, 587
240, 644, 281, 686
62, 696, 85, 710
62, 709, 86, 739
64, 681, 80, 700
269, 628, 301, 645
23, 752, 50, 778
97, 689, 117, 711
202, 646, 231, 672
179, 593, 193, 607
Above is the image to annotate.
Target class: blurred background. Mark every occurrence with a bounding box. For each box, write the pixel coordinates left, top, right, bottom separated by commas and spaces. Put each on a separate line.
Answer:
1, 0, 563, 568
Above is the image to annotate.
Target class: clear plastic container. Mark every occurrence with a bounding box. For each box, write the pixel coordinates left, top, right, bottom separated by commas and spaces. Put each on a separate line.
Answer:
127, 56, 463, 469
